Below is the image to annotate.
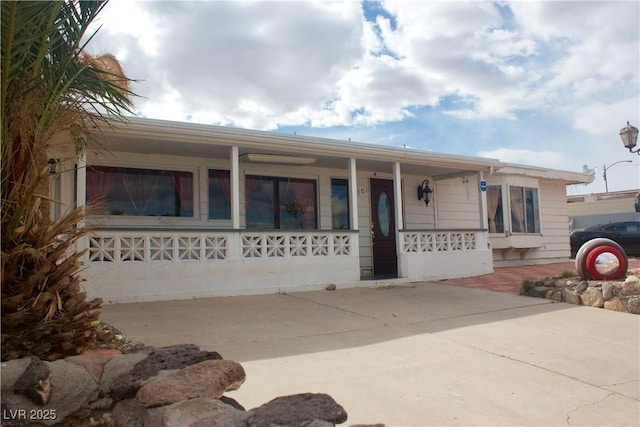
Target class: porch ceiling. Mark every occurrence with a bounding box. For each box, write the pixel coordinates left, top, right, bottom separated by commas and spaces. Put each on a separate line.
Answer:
94, 117, 500, 177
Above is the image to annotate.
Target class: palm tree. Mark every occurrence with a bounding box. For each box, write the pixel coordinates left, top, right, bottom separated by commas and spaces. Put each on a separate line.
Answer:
1, 0, 136, 361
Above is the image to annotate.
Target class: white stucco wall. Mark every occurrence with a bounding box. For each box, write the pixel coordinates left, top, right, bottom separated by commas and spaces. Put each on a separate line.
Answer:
83, 240, 360, 303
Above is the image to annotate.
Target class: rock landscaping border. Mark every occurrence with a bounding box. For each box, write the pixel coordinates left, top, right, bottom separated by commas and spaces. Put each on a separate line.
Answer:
1, 344, 382, 427
522, 271, 640, 314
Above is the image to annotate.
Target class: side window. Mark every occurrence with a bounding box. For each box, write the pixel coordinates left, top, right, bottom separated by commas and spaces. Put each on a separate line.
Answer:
331, 178, 350, 230
487, 185, 504, 233
509, 186, 540, 233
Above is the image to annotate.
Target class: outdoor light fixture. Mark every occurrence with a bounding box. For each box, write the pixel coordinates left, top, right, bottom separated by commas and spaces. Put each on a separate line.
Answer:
48, 158, 57, 175
417, 179, 433, 207
619, 121, 639, 155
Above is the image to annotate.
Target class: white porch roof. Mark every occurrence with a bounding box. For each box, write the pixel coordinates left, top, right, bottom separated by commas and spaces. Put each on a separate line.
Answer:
92, 116, 502, 178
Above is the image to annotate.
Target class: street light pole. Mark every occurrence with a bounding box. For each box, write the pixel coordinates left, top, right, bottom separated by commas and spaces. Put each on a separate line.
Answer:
603, 160, 632, 193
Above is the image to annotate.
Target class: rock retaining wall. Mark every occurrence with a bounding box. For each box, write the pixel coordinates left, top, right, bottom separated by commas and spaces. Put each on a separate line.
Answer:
1, 344, 381, 427
523, 273, 640, 314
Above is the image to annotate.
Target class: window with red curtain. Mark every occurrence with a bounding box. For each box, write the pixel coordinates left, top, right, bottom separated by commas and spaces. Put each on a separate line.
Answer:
86, 166, 194, 217
246, 175, 317, 229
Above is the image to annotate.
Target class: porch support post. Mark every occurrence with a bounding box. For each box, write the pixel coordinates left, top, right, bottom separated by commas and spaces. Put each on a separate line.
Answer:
231, 146, 240, 229
76, 149, 86, 227
393, 162, 404, 277
393, 162, 403, 230
76, 149, 87, 259
348, 157, 359, 231
478, 170, 487, 229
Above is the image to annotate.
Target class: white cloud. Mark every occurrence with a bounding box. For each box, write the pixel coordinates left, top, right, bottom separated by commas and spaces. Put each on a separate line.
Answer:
477, 148, 565, 169
88, 0, 639, 161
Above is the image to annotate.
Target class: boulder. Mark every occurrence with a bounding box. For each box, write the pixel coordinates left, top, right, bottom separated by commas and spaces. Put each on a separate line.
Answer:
627, 296, 640, 315
563, 289, 582, 305
604, 297, 628, 313
526, 286, 552, 298
13, 357, 51, 405
246, 393, 348, 427
66, 349, 122, 382
101, 352, 148, 396
575, 281, 589, 293
1, 359, 99, 426
581, 289, 604, 308
136, 359, 245, 407
545, 289, 563, 302
602, 282, 617, 300
620, 276, 640, 295
145, 398, 247, 427
111, 344, 222, 400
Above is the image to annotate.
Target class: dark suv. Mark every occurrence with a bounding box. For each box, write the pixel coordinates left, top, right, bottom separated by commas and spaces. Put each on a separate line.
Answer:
570, 221, 640, 258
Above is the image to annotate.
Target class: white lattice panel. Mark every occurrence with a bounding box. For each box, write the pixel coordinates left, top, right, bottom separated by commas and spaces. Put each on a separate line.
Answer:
289, 235, 309, 257
88, 231, 355, 263
266, 235, 286, 257
89, 236, 116, 262
464, 233, 477, 250
178, 236, 202, 260
403, 233, 419, 252
450, 233, 464, 251
333, 235, 351, 256
150, 236, 175, 261
205, 236, 227, 260
400, 231, 481, 254
311, 235, 329, 256
120, 236, 146, 261
242, 235, 263, 258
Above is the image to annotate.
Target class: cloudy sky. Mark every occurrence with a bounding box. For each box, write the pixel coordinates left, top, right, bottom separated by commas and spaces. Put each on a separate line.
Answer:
89, 0, 640, 194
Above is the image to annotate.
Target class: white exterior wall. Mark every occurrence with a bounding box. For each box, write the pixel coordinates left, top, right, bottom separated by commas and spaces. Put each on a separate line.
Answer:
434, 175, 482, 228
83, 230, 359, 303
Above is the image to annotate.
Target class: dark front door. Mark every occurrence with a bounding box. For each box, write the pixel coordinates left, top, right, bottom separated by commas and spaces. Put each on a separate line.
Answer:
370, 178, 397, 278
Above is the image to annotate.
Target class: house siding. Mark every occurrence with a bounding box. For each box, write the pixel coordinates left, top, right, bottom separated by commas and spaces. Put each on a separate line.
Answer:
434, 175, 482, 229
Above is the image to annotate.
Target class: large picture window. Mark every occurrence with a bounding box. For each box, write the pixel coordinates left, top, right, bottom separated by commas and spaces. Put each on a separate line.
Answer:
510, 186, 540, 233
86, 166, 194, 217
208, 169, 231, 220
331, 178, 350, 230
245, 175, 317, 229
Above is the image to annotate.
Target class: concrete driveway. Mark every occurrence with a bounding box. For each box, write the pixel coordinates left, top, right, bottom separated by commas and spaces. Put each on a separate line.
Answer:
101, 283, 639, 426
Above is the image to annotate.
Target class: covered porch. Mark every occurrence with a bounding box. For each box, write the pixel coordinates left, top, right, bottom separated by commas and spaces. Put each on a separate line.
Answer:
49, 117, 499, 302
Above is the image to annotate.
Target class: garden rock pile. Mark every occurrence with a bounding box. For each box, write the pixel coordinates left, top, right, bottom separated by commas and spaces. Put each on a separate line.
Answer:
522, 272, 640, 314
1, 344, 374, 427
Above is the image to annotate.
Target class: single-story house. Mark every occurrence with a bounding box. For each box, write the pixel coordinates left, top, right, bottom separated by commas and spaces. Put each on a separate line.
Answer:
48, 117, 593, 303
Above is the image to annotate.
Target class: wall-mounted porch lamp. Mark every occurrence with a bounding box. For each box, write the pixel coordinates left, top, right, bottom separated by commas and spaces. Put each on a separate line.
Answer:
48, 158, 58, 175
417, 179, 433, 207
619, 121, 639, 155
